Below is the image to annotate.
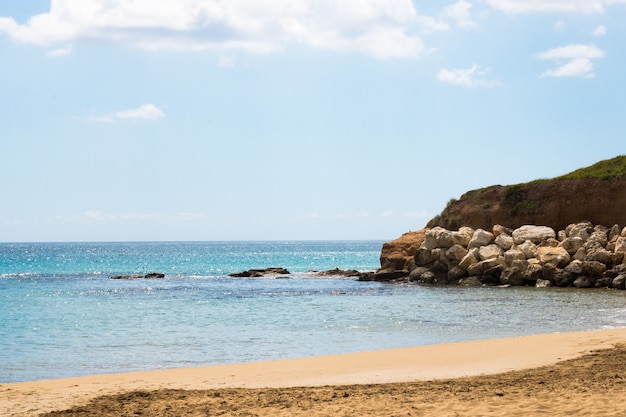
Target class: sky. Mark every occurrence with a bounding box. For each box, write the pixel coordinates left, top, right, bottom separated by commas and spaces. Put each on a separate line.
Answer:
1, 0, 625, 242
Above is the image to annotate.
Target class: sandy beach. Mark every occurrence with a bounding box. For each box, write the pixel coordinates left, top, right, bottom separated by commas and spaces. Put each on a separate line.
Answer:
3, 328, 626, 416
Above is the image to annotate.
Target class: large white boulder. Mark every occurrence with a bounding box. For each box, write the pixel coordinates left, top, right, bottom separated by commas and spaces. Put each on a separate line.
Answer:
504, 248, 526, 265
423, 227, 457, 249
445, 244, 468, 263
455, 227, 474, 247
512, 225, 556, 245
494, 233, 514, 250
559, 237, 584, 256
468, 229, 494, 249
517, 240, 537, 259
566, 221, 593, 241
458, 248, 480, 270
478, 244, 504, 261
536, 246, 571, 268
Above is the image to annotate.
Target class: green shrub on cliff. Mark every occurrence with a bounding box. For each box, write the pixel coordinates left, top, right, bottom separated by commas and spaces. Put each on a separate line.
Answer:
557, 155, 626, 180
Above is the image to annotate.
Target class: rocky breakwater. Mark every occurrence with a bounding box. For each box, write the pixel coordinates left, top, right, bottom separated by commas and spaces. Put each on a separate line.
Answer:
402, 221, 626, 289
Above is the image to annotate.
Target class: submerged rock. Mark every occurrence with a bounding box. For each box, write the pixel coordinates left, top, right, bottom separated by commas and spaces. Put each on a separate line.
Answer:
228, 267, 290, 278
110, 272, 165, 279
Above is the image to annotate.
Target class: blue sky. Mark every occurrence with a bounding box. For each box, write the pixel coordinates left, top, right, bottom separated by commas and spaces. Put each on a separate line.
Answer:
1, 0, 625, 242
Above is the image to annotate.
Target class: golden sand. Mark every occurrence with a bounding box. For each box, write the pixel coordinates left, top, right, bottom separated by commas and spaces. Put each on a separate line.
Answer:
3, 328, 626, 416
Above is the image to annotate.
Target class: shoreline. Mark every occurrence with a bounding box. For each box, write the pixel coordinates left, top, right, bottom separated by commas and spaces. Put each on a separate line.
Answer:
3, 327, 626, 416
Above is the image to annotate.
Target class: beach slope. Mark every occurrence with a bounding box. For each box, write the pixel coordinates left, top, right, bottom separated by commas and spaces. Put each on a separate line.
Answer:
3, 328, 626, 416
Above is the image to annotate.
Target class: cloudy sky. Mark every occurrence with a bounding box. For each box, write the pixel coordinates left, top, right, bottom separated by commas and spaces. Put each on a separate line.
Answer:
1, 0, 625, 242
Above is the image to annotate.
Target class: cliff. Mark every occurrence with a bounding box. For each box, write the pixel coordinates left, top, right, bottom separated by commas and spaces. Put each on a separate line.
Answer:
380, 155, 626, 272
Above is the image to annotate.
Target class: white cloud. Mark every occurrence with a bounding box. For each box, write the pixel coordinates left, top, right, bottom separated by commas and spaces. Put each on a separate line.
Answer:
593, 24, 607, 36
84, 210, 106, 220
77, 211, 207, 222
89, 103, 165, 123
218, 54, 236, 68
46, 47, 72, 57
553, 19, 566, 32
0, 0, 425, 59
537, 44, 605, 78
177, 212, 209, 221
485, 0, 626, 14
437, 64, 502, 87
115, 104, 164, 120
442, 0, 479, 29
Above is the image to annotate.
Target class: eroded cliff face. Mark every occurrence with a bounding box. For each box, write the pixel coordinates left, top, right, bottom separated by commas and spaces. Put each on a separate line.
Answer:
379, 230, 426, 270
380, 177, 626, 272
428, 178, 626, 233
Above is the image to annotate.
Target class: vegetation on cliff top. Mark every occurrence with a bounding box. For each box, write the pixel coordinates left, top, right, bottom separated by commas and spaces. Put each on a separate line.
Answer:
429, 155, 626, 230
555, 155, 626, 181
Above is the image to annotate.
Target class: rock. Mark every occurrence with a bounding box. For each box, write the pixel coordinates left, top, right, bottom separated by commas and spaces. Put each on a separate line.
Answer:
554, 271, 575, 287
229, 267, 290, 277
458, 249, 480, 270
481, 265, 503, 284
566, 221, 593, 241
536, 279, 553, 288
584, 248, 614, 266
423, 227, 458, 249
415, 247, 436, 267
504, 248, 526, 265
144, 272, 165, 279
523, 263, 543, 282
517, 240, 537, 259
559, 237, 584, 256
380, 230, 426, 270
369, 269, 409, 282
596, 277, 614, 288
494, 233, 514, 250
432, 275, 450, 285
110, 272, 165, 279
512, 225, 556, 245
541, 264, 560, 285
536, 246, 571, 268
467, 258, 502, 277
313, 268, 362, 277
445, 244, 468, 264
585, 230, 608, 250
538, 238, 560, 248
420, 271, 436, 284
614, 237, 626, 254
581, 261, 606, 277
466, 260, 483, 277
478, 244, 504, 261
431, 249, 450, 268
608, 224, 622, 241
573, 247, 587, 262
408, 267, 427, 281
500, 266, 525, 286
448, 265, 468, 281
573, 276, 597, 288
468, 229, 494, 249
564, 260, 583, 276
493, 224, 513, 237
455, 227, 475, 246
382, 218, 626, 290
459, 276, 483, 287
612, 274, 626, 290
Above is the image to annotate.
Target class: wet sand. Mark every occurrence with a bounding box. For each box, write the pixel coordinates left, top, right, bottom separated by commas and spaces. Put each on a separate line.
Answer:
3, 328, 626, 416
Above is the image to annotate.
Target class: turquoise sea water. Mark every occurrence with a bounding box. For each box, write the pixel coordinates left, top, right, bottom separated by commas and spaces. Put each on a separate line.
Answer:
2, 241, 626, 383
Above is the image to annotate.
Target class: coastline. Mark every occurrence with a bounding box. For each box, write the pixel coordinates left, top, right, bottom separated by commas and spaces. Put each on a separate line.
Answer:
3, 328, 626, 416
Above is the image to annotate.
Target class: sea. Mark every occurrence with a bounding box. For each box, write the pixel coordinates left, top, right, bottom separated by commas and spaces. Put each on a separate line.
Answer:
2, 240, 626, 383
